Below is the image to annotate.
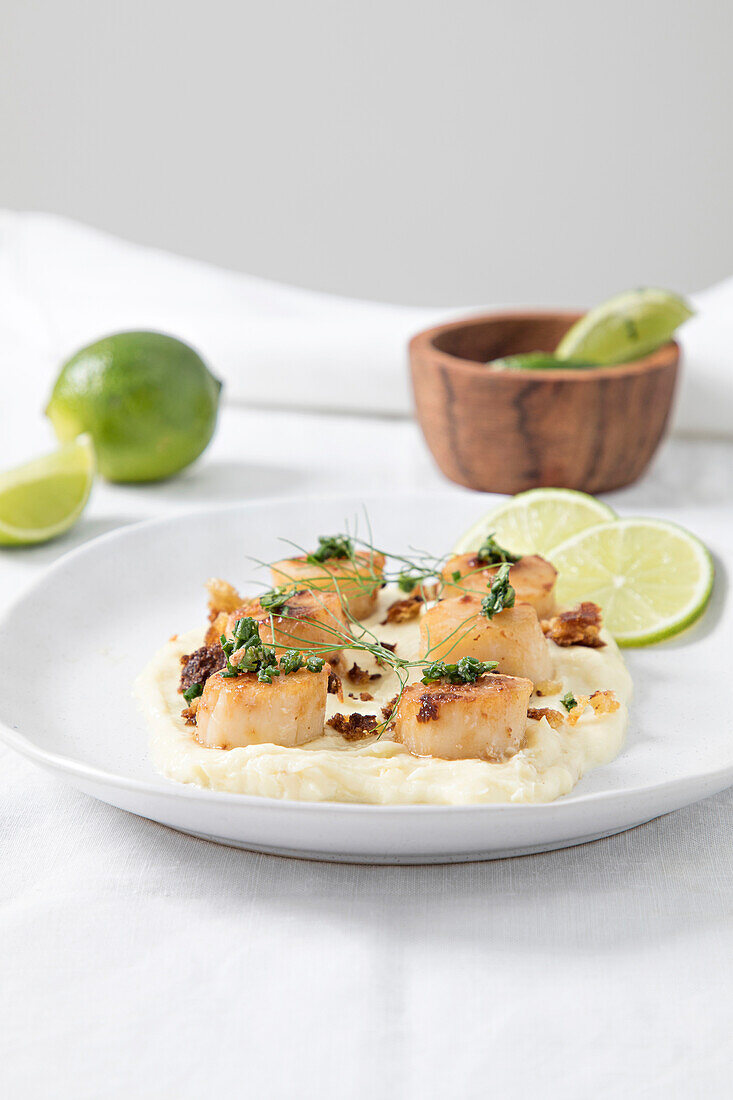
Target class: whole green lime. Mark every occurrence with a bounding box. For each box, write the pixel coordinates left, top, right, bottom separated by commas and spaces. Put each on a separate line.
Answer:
46, 332, 222, 482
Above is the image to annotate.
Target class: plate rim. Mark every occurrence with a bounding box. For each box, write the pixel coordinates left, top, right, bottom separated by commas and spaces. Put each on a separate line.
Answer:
1, 493, 731, 816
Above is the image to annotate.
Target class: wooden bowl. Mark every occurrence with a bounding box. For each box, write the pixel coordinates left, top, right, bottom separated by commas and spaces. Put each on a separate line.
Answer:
409, 310, 680, 494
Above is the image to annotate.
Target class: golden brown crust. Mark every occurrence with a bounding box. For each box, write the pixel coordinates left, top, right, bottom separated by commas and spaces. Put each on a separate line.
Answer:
542, 602, 605, 648
268, 590, 321, 622
381, 596, 423, 625
416, 693, 441, 722
527, 707, 564, 730
326, 712, 379, 740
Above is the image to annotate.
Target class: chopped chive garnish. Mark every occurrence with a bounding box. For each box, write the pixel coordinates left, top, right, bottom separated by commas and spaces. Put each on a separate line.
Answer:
182, 682, 204, 704
259, 587, 292, 613
480, 563, 516, 619
306, 535, 353, 564
475, 533, 521, 565
220, 617, 325, 684
421, 656, 498, 685
561, 691, 577, 712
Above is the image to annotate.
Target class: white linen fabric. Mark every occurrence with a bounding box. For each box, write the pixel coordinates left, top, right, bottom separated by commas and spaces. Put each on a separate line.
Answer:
1, 412, 732, 1100
1, 210, 732, 431
1, 215, 732, 1098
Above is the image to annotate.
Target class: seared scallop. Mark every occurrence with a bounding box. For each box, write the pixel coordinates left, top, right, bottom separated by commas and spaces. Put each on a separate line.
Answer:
270, 550, 385, 620
227, 589, 348, 659
392, 674, 532, 761
440, 553, 557, 618
195, 665, 329, 749
419, 597, 553, 684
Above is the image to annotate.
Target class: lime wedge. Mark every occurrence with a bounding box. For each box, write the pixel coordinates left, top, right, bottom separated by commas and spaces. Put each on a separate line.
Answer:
0, 435, 95, 546
551, 518, 714, 645
489, 352, 597, 371
555, 288, 693, 364
453, 488, 616, 558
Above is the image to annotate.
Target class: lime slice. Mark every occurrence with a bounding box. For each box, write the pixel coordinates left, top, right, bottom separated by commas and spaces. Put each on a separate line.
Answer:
551, 518, 714, 646
453, 488, 616, 558
0, 435, 95, 546
555, 288, 693, 365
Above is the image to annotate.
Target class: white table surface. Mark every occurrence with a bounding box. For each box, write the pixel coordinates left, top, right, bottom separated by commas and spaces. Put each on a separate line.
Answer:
2, 404, 732, 1099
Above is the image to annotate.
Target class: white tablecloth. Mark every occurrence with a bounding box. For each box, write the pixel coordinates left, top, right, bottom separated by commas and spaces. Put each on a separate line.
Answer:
3, 211, 733, 433
1, 217, 732, 1098
2, 410, 732, 1099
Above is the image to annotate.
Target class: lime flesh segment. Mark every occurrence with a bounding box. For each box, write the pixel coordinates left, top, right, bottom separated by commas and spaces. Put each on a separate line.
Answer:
453, 488, 617, 558
555, 288, 693, 365
551, 518, 714, 646
0, 436, 95, 546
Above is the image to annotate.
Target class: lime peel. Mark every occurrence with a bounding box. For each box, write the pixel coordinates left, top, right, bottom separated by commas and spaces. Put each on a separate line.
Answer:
0, 435, 95, 547
550, 518, 714, 646
555, 288, 693, 365
453, 488, 616, 558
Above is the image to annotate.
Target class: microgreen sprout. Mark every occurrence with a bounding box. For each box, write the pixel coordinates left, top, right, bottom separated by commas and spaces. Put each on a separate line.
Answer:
475, 533, 521, 565
421, 656, 499, 685
480, 563, 516, 619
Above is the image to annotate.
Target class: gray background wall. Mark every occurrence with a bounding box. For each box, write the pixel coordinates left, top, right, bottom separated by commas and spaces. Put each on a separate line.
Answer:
2, 0, 731, 306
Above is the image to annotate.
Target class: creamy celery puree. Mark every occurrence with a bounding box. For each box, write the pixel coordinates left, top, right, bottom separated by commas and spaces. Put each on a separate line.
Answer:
136, 588, 632, 805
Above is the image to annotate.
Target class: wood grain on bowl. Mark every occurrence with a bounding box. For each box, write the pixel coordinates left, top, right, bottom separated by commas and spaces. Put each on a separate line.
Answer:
409, 311, 680, 494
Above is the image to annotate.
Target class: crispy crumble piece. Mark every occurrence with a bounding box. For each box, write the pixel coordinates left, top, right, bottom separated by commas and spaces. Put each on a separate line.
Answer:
181, 701, 199, 726
327, 668, 343, 700
381, 694, 400, 719
542, 602, 605, 648
381, 595, 423, 625
535, 679, 562, 697
527, 707, 564, 730
359, 691, 374, 702
565, 695, 590, 726
589, 690, 620, 715
206, 578, 243, 619
346, 662, 372, 685
205, 611, 230, 647
326, 712, 379, 740
179, 643, 225, 694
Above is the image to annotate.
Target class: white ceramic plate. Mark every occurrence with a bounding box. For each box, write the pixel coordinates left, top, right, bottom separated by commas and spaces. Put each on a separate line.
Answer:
0, 493, 730, 863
